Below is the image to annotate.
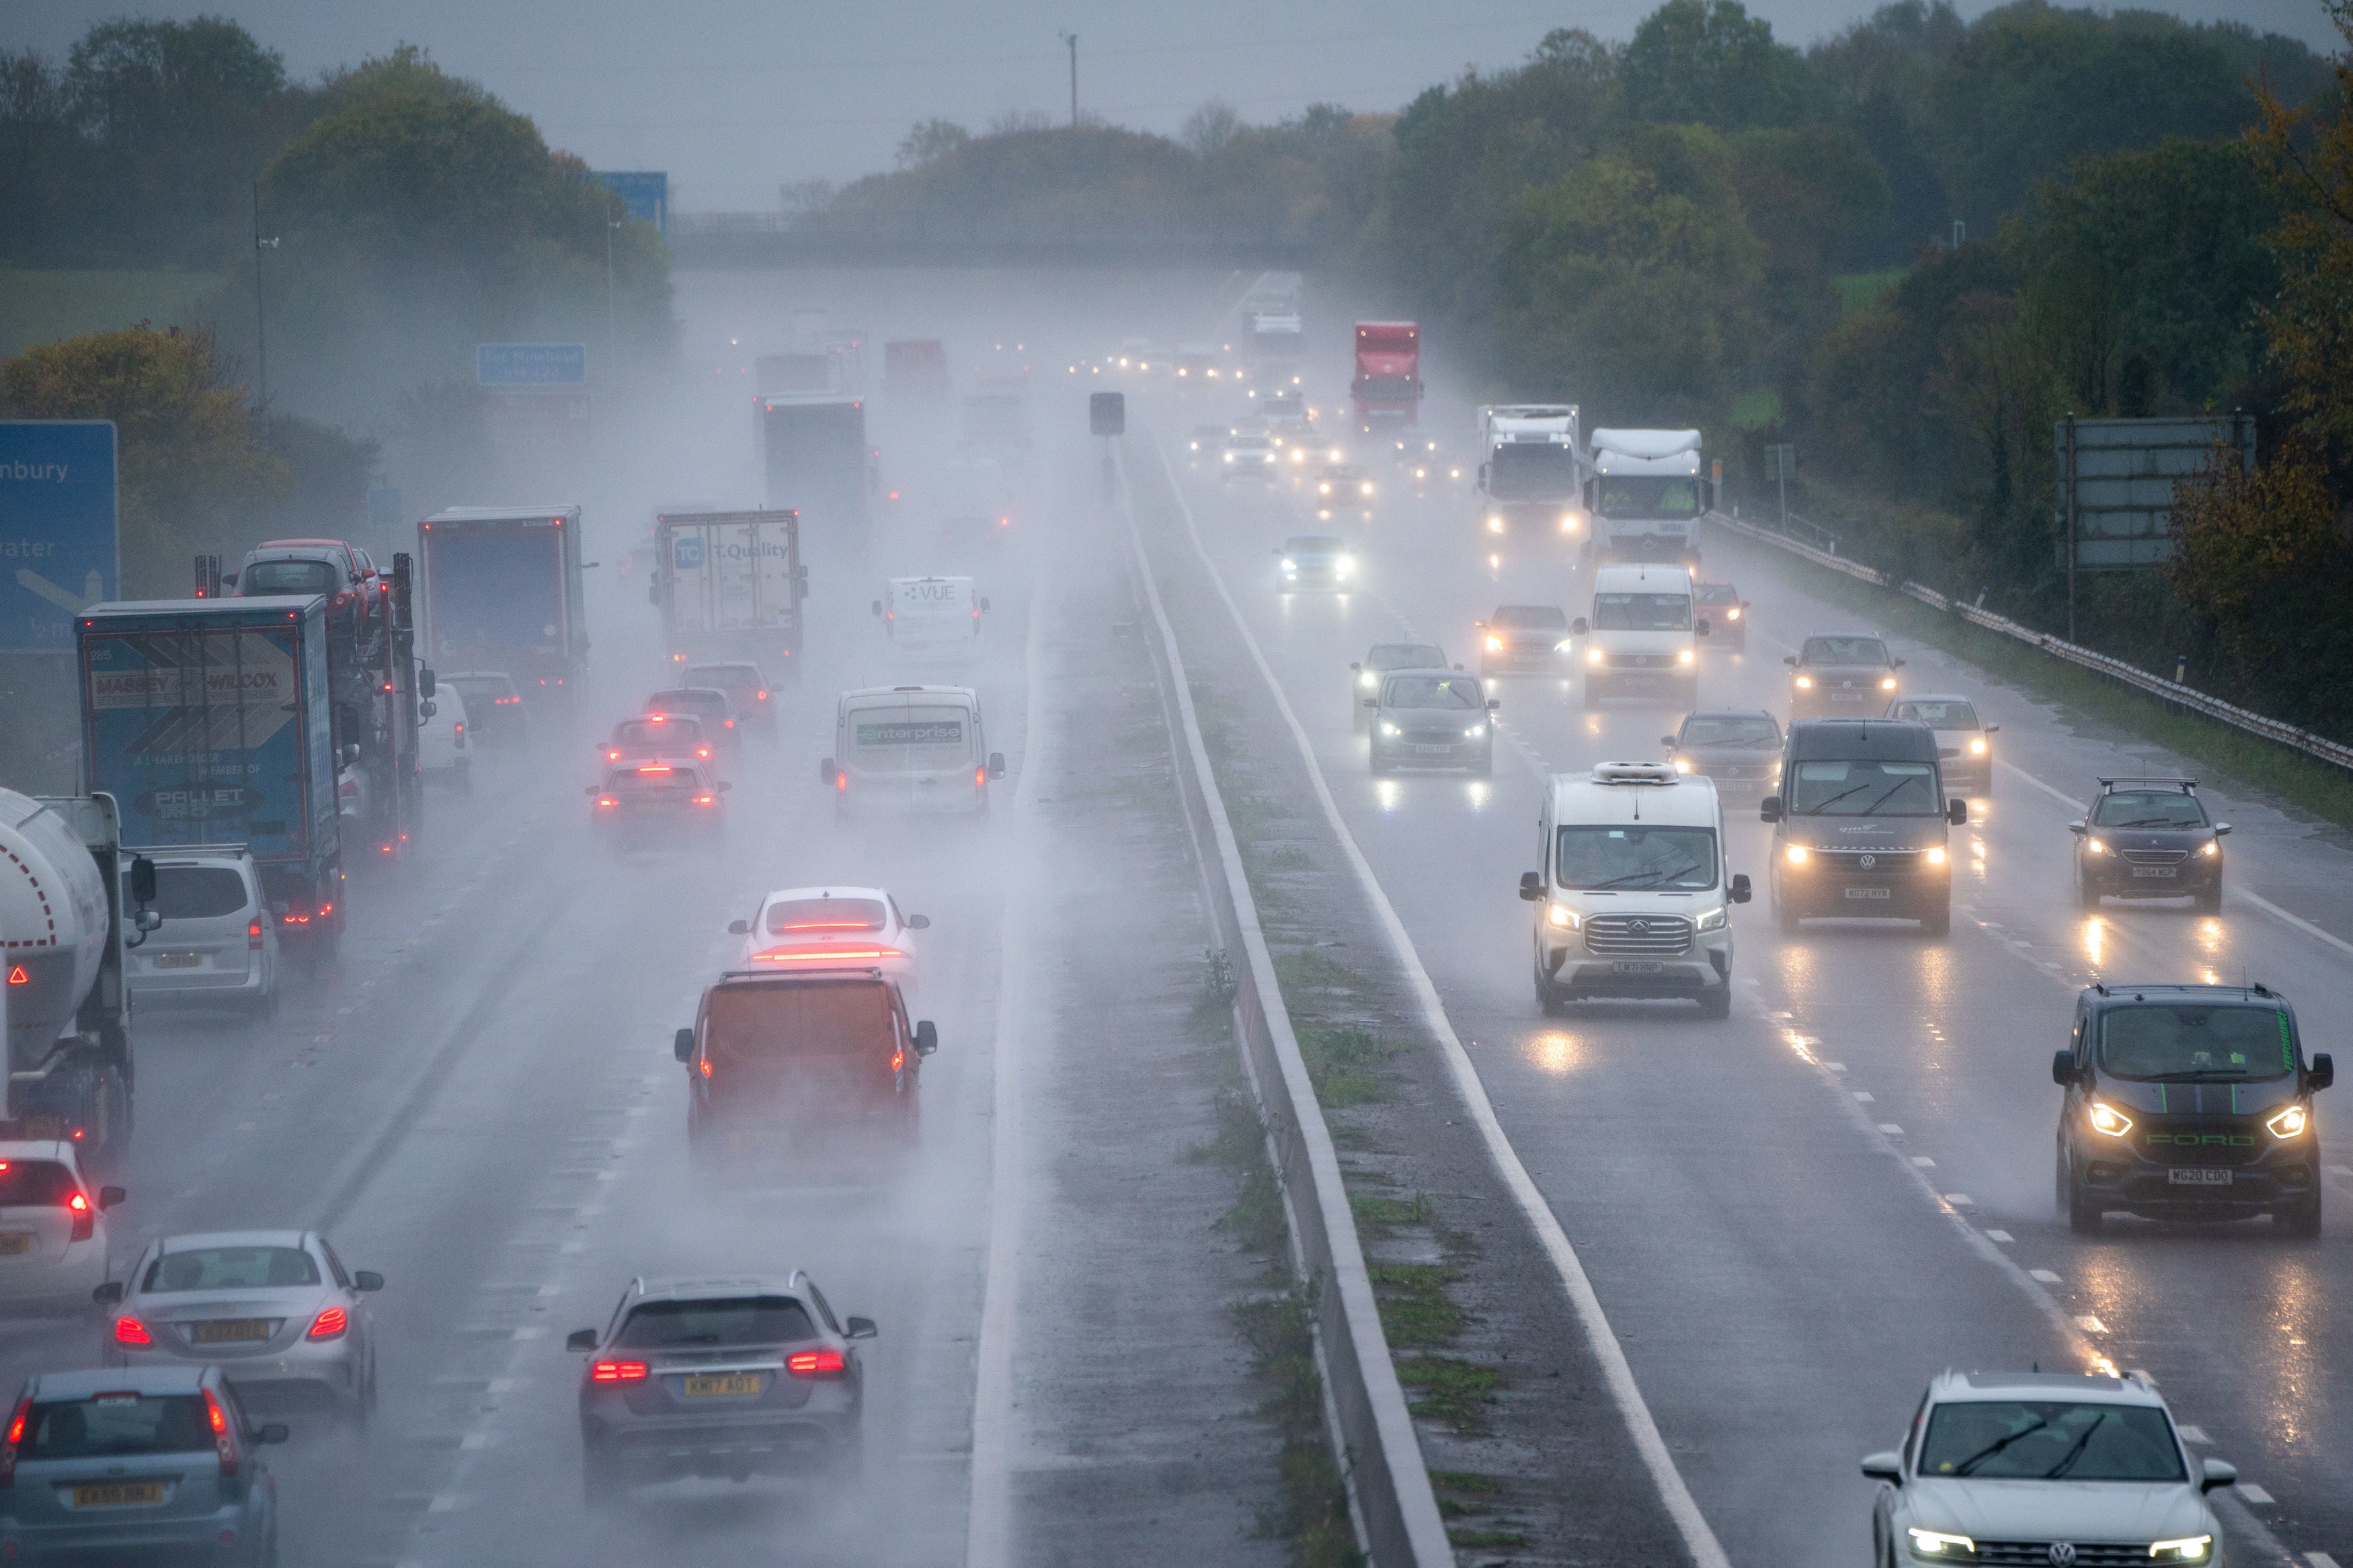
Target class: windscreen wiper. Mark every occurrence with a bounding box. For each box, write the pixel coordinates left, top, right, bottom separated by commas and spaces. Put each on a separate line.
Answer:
1860, 780, 1917, 815
2145, 1069, 2263, 1083
2043, 1412, 2110, 1479
1805, 783, 1875, 812
1950, 1419, 2053, 1477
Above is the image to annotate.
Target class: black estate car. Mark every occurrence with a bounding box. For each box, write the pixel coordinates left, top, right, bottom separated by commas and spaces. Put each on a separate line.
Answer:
2071, 778, 2229, 913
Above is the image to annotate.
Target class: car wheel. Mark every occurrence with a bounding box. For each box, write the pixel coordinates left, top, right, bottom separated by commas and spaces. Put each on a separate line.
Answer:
2195, 883, 2222, 915
2077, 871, 2100, 911
1698, 985, 1732, 1020
1775, 896, 1802, 936
455, 757, 473, 796
1369, 750, 1390, 777
1922, 903, 1950, 938
256, 1520, 279, 1568
1472, 747, 1493, 778
2279, 1190, 2322, 1239
2063, 1151, 2102, 1235
582, 1448, 625, 1511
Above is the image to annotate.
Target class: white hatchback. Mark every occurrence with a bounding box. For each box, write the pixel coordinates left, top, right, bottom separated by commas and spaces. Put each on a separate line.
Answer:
0, 1142, 122, 1314
729, 886, 927, 992
124, 851, 278, 1016
1866, 1370, 2235, 1568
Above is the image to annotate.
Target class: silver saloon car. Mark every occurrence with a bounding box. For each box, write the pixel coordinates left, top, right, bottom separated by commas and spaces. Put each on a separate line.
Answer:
99, 1232, 381, 1426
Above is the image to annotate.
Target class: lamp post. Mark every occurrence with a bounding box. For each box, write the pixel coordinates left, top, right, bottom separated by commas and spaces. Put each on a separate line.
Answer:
1060, 31, 1077, 126
251, 177, 279, 417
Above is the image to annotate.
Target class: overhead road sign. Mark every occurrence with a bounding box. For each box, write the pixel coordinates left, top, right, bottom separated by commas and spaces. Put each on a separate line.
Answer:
594, 171, 668, 235
477, 343, 587, 386
0, 421, 118, 652
2057, 413, 2256, 571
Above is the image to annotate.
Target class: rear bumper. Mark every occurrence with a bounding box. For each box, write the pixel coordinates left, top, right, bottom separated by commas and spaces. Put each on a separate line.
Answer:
0, 1242, 106, 1309
0, 1499, 262, 1560
586, 1412, 859, 1477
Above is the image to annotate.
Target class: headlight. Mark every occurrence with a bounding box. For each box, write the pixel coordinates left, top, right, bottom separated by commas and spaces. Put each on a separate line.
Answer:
1224, 452, 1236, 462
1677, 648, 1696, 665
1361, 482, 1375, 496
1463, 723, 1486, 737
1882, 675, 1899, 690
2151, 1538, 2212, 1563
1487, 515, 1505, 533
1907, 1529, 1976, 1558
1673, 758, 1691, 773
1560, 512, 1581, 533
1926, 846, 1947, 865
1359, 672, 1378, 690
1486, 635, 1504, 653
1378, 721, 1399, 737
1335, 556, 1355, 575
1968, 737, 1987, 755
1785, 843, 1809, 865
1587, 648, 1605, 665
2200, 839, 2219, 857
2087, 1101, 2135, 1137
2084, 837, 2107, 856
1794, 675, 1813, 689
1280, 559, 1296, 571
1726, 606, 1741, 620
1319, 482, 1332, 495
2266, 1103, 2309, 1139
1696, 906, 1727, 931
1546, 903, 1579, 930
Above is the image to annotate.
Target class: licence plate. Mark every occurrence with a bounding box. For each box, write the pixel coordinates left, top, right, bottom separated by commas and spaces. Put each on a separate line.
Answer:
1611, 960, 1664, 974
153, 952, 202, 969
1830, 691, 1864, 701
1845, 886, 1893, 899
192, 1319, 272, 1344
2168, 1167, 2233, 1186
1412, 743, 1451, 754
2131, 866, 2178, 878
682, 1373, 763, 1397
0, 1234, 29, 1255
73, 1482, 164, 1508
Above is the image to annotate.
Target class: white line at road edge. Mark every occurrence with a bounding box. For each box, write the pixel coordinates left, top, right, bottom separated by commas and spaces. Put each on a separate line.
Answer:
963, 564, 1053, 1568
1145, 439, 1736, 1568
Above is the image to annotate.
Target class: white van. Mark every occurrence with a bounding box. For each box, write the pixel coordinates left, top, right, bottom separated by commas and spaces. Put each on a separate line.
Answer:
123, 847, 279, 1016
875, 577, 988, 660
1570, 562, 1705, 708
822, 685, 1006, 814
1517, 761, 1751, 1017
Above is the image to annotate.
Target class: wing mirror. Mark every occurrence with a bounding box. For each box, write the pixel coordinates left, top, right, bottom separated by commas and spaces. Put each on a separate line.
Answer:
1893, 657, 1907, 668
419, 667, 436, 699
129, 854, 157, 907
2214, 823, 2233, 837
420, 700, 437, 720
1349, 662, 1361, 672
715, 781, 731, 792
254, 1423, 290, 1445
2052, 1050, 2083, 1087
674, 1028, 696, 1064
2309, 1053, 2334, 1092
1569, 617, 1589, 637
2067, 819, 2087, 835
1730, 874, 1752, 905
1946, 798, 1969, 826
1486, 698, 1499, 710
906, 914, 930, 930
819, 757, 838, 785
584, 785, 602, 797
844, 1317, 878, 1339
988, 751, 1006, 780
93, 1281, 124, 1305
133, 909, 162, 936
98, 1186, 124, 1210
914, 1020, 939, 1057
2200, 1457, 2237, 1493
870, 600, 883, 616
1860, 1450, 1904, 1484
566, 1329, 599, 1352
1518, 871, 1544, 903
1759, 796, 1784, 823
1363, 698, 1378, 709
728, 919, 750, 935
979, 597, 990, 612
354, 1271, 384, 1292
1984, 723, 1999, 734
1661, 735, 1679, 748
1783, 655, 1798, 667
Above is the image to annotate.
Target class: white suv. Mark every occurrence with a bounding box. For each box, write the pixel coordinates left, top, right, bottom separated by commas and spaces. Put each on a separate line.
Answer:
1864, 1371, 2237, 1568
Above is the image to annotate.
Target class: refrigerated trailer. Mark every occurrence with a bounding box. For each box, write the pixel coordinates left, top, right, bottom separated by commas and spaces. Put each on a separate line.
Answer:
760, 397, 872, 538
418, 507, 588, 712
651, 508, 805, 671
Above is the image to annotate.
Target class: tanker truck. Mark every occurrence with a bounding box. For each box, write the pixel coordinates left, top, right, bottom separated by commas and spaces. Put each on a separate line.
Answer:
1, 789, 155, 1167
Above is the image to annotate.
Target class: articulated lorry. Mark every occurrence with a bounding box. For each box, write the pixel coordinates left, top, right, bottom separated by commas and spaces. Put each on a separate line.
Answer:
1351, 321, 1422, 431
419, 507, 590, 713
1476, 405, 1586, 548
761, 397, 873, 538
1586, 429, 1710, 567
1, 788, 154, 1166
651, 509, 806, 671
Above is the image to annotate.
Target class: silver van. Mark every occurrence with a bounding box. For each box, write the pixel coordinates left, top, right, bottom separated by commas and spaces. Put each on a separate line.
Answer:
124, 848, 278, 1016
821, 685, 1006, 815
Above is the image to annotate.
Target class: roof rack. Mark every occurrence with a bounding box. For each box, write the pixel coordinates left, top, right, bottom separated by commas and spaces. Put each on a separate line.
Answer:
2095, 776, 2196, 791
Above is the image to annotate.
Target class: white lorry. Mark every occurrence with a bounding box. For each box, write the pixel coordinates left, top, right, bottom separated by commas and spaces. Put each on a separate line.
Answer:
1585, 428, 1710, 567
1476, 405, 1585, 547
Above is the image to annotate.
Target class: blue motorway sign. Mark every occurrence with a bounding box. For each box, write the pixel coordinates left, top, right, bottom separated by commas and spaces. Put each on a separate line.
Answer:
0, 421, 118, 652
594, 171, 668, 235
477, 343, 588, 386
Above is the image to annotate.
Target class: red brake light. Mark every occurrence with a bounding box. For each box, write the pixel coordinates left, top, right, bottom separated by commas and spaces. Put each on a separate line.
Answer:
1, 1393, 32, 1487
891, 1047, 905, 1073
307, 1306, 348, 1341
590, 1359, 649, 1383
597, 798, 618, 809
975, 766, 986, 786
204, 1388, 238, 1477
67, 1190, 92, 1243
607, 749, 622, 760
786, 1348, 846, 1377
697, 1056, 712, 1079
637, 765, 673, 776
247, 921, 263, 951
756, 691, 767, 700
114, 1315, 151, 1346
694, 794, 715, 805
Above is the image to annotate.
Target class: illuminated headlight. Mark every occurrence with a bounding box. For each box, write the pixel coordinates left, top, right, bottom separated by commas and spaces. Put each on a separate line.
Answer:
2083, 837, 2107, 856
1335, 556, 1355, 575
1449, 467, 1462, 479
1359, 672, 1378, 690
1560, 512, 1581, 533
1907, 1529, 1976, 1559
1224, 452, 1236, 463
1672, 758, 1691, 773
1794, 675, 1814, 689
1696, 906, 1727, 932
1968, 737, 1987, 755
2266, 1104, 2309, 1139
1785, 843, 1809, 866
1291, 448, 1308, 463
2087, 1100, 2134, 1137
1553, 638, 1576, 653
1726, 606, 1741, 620
1485, 636, 1505, 653
1360, 482, 1375, 497
1546, 903, 1579, 930
1587, 648, 1605, 666
1413, 467, 1427, 479
1189, 440, 1201, 451
1677, 648, 1696, 665
1319, 483, 1333, 495
1463, 723, 1486, 738
1923, 846, 1947, 865
2200, 839, 2219, 857
1487, 515, 1505, 533
1280, 559, 1296, 571
2149, 1538, 2211, 1563
1378, 721, 1400, 737
1881, 676, 1899, 690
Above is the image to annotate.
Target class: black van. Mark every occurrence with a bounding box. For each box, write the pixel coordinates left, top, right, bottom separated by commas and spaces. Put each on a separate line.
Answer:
674, 971, 937, 1157
1760, 719, 1967, 936
2053, 983, 2332, 1236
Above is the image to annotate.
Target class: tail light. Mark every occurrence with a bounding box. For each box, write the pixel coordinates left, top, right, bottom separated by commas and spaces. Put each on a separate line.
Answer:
0, 1393, 30, 1487
247, 921, 263, 952
590, 1359, 648, 1383
834, 771, 847, 793
891, 1047, 904, 1073
67, 1190, 92, 1243
694, 794, 715, 806
597, 798, 618, 809
756, 691, 767, 700
607, 749, 622, 761
204, 1388, 238, 1477
114, 1315, 151, 1346
786, 1348, 846, 1378
307, 1306, 348, 1341
974, 766, 986, 787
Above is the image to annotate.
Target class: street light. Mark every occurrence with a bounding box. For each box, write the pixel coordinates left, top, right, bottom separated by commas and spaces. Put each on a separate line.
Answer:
252, 177, 279, 417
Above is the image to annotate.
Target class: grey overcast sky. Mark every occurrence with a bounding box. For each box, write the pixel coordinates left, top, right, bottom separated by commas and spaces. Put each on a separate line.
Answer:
7, 0, 2337, 208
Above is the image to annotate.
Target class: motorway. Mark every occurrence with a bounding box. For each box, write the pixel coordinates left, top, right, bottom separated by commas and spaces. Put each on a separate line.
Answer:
1130, 387, 2353, 1567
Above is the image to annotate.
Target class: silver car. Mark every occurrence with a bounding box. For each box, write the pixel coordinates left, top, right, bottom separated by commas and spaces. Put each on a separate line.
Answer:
98, 1231, 381, 1426
0, 1365, 286, 1565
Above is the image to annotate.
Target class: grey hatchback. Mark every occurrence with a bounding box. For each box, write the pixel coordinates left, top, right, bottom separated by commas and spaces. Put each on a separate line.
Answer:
568, 1273, 875, 1503
0, 1366, 286, 1565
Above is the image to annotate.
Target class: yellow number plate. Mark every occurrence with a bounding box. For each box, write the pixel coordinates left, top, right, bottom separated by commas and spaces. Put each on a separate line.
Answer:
73, 1482, 165, 1508
193, 1319, 272, 1344
0, 1235, 31, 1256
682, 1373, 762, 1397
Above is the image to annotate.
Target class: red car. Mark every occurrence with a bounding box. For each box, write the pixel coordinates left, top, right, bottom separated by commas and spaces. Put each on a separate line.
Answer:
1694, 581, 1749, 651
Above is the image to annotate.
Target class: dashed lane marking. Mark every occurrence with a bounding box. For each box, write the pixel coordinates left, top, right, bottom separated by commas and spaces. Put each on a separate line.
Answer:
1983, 1230, 2013, 1243
2238, 1484, 2275, 1505
1878, 1123, 1904, 1134
2178, 1426, 2209, 1443
2029, 1270, 2061, 1284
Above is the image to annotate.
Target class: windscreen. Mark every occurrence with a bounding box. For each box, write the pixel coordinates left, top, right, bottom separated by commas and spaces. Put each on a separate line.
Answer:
1917, 1401, 2184, 1482
1593, 593, 1693, 631
1488, 444, 1580, 498
0, 1161, 78, 1208
1681, 716, 1780, 748
2092, 792, 2208, 828
765, 898, 887, 935
1595, 476, 1701, 519
1367, 645, 1445, 671
2097, 1005, 2292, 1082
149, 866, 247, 919
143, 1246, 320, 1292
848, 706, 970, 772
617, 1296, 819, 1350
686, 665, 759, 691
445, 676, 515, 705
1383, 675, 1484, 710
241, 559, 338, 595
1696, 584, 1739, 606
24, 1395, 213, 1460
1229, 436, 1272, 451
1790, 759, 1940, 815
1801, 636, 1891, 665
612, 717, 705, 750
1283, 537, 1341, 554
1895, 700, 1980, 729
1556, 826, 1718, 892
703, 982, 895, 1066
1492, 606, 1567, 629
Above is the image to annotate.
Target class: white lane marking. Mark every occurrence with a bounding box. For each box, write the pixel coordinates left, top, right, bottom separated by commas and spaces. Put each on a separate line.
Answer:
1151, 440, 1734, 1568
1943, 1194, 1974, 1207
460, 1432, 487, 1450
427, 1495, 457, 1513
2307, 1553, 2340, 1568
1911, 1157, 1936, 1167
2029, 1270, 2061, 1284
963, 554, 1056, 1568
1982, 1230, 2013, 1243
2237, 1483, 2274, 1504
1878, 1123, 1905, 1134
1997, 759, 2353, 958
2178, 1425, 2209, 1444
1853, 1091, 1875, 1103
